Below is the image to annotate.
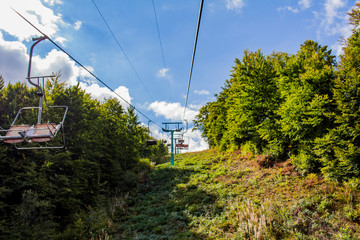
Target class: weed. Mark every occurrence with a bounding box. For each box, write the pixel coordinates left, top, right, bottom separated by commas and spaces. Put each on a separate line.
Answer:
226, 199, 272, 239
109, 149, 360, 239
256, 154, 278, 168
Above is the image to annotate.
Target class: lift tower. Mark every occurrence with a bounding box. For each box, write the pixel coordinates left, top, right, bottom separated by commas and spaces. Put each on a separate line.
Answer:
162, 122, 182, 166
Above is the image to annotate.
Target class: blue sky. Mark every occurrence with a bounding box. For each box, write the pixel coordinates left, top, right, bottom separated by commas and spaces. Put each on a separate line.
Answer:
0, 0, 357, 151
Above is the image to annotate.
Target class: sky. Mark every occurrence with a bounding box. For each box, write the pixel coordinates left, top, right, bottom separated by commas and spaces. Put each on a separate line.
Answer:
0, 0, 358, 152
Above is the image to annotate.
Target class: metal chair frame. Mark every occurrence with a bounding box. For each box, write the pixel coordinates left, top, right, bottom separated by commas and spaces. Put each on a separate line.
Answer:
0, 36, 69, 150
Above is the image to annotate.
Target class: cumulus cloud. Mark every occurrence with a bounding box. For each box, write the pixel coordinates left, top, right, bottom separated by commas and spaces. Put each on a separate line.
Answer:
323, 0, 346, 25
317, 0, 348, 33
43, 0, 63, 6
148, 124, 208, 153
148, 101, 198, 122
32, 50, 132, 106
54, 36, 67, 46
31, 49, 80, 85
156, 68, 169, 78
0, 32, 28, 83
74, 21, 82, 31
226, 0, 245, 12
194, 89, 210, 95
277, 0, 311, 13
182, 128, 209, 152
277, 6, 299, 13
0, 0, 64, 41
0, 32, 132, 107
314, 0, 352, 55
149, 124, 169, 141
79, 82, 132, 107
299, 0, 311, 9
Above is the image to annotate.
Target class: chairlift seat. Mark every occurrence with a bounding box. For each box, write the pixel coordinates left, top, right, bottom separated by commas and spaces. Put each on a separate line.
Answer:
146, 139, 157, 146
1, 123, 61, 144
2, 125, 31, 144
176, 143, 189, 150
32, 123, 61, 142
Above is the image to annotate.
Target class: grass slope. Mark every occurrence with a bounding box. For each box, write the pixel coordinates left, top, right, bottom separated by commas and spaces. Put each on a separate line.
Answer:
114, 149, 360, 239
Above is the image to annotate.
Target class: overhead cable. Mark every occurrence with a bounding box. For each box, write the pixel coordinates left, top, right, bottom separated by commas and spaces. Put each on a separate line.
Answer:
151, 0, 173, 101
183, 0, 204, 120
91, 0, 154, 102
11, 7, 162, 129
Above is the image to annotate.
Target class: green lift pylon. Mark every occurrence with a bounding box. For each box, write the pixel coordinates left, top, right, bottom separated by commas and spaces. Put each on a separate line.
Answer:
162, 122, 183, 166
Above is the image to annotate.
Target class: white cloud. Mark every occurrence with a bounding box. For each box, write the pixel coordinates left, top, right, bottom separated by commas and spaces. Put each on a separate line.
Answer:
0, 0, 64, 41
182, 128, 209, 152
148, 101, 198, 122
31, 49, 81, 86
226, 0, 245, 12
278, 0, 311, 14
323, 0, 346, 25
74, 21, 82, 31
79, 82, 132, 107
54, 36, 67, 46
149, 124, 208, 153
0, 32, 131, 107
299, 0, 311, 9
277, 6, 299, 13
314, 0, 351, 56
156, 68, 169, 78
31, 49, 132, 106
0, 0, 133, 109
0, 32, 28, 84
149, 124, 169, 141
43, 0, 63, 6
194, 89, 210, 95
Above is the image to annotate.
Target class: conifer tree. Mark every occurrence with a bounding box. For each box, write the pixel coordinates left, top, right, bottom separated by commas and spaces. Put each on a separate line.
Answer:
315, 3, 360, 180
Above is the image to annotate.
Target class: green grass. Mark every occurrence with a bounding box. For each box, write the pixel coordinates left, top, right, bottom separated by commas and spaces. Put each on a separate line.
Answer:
102, 150, 360, 239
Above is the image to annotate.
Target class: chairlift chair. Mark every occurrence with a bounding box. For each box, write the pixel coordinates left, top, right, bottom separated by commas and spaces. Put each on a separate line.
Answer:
146, 120, 158, 146
0, 36, 68, 150
175, 134, 189, 151
146, 139, 157, 146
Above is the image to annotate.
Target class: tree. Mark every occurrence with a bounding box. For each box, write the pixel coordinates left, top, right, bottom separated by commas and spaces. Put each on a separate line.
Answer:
222, 50, 282, 153
194, 90, 228, 149
276, 40, 336, 173
0, 75, 167, 238
315, 3, 360, 180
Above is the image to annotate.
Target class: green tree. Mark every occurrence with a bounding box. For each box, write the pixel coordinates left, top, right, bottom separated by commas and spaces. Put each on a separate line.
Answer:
194, 90, 228, 149
0, 75, 167, 238
276, 40, 336, 173
315, 2, 360, 180
223, 50, 282, 153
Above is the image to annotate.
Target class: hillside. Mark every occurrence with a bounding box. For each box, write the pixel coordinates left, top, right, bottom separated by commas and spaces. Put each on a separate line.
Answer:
83, 149, 360, 239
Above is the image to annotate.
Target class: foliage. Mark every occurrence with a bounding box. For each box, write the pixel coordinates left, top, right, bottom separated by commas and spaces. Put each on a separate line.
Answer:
112, 149, 360, 239
194, 40, 336, 172
0, 75, 167, 239
313, 3, 360, 181
194, 4, 360, 181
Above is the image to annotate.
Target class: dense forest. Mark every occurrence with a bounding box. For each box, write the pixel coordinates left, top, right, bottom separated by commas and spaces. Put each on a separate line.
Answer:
0, 75, 168, 239
194, 3, 360, 183
2, 2, 360, 239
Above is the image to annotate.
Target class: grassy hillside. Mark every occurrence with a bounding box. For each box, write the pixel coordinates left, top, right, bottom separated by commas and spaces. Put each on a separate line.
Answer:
101, 150, 360, 239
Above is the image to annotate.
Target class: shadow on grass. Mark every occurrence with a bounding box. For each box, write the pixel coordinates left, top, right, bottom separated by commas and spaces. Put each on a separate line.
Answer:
116, 165, 217, 239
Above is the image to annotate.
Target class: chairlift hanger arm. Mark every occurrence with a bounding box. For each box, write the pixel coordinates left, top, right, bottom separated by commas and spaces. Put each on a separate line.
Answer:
27, 36, 47, 92
0, 33, 68, 150
183, 119, 188, 133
